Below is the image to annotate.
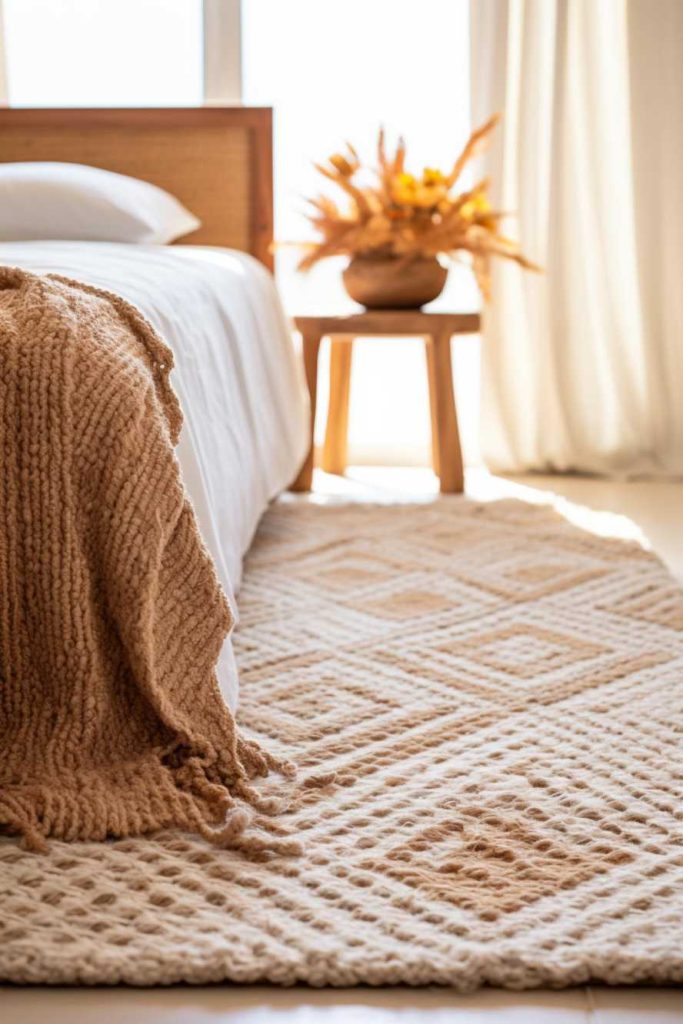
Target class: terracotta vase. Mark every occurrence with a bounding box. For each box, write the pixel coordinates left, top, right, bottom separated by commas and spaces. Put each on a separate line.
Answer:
342, 254, 448, 310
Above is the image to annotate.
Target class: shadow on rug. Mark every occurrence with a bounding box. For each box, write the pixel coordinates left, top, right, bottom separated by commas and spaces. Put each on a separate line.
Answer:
1, 498, 682, 987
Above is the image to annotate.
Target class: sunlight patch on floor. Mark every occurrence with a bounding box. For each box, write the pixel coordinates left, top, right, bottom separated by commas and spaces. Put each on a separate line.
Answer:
304, 465, 649, 548
465, 468, 649, 546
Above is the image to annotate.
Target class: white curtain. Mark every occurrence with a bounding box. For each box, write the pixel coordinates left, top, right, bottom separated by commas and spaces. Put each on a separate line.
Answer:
471, 0, 683, 475
0, 0, 7, 104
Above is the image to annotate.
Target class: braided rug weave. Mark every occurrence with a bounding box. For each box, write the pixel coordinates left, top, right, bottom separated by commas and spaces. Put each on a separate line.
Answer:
1, 498, 682, 988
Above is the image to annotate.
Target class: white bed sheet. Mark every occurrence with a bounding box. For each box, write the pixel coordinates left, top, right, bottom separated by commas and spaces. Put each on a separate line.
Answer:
0, 242, 309, 710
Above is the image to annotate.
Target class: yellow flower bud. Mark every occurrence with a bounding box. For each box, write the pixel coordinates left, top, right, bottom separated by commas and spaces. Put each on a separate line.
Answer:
329, 153, 356, 177
422, 167, 445, 185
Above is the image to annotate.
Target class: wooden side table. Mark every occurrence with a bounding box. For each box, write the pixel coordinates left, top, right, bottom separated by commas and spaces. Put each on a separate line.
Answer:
290, 310, 480, 494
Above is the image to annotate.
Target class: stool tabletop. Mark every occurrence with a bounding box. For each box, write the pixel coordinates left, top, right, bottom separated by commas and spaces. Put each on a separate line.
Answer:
293, 309, 481, 337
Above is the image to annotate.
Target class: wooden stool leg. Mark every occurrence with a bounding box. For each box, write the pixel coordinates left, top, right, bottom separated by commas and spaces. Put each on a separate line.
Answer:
291, 331, 322, 492
322, 338, 353, 475
424, 340, 441, 476
425, 332, 464, 494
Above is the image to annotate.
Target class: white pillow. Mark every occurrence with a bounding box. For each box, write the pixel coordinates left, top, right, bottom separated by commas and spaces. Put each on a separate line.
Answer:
0, 162, 200, 244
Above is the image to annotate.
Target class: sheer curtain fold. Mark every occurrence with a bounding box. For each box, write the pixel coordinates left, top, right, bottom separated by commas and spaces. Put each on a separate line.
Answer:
471, 0, 683, 475
0, 0, 7, 103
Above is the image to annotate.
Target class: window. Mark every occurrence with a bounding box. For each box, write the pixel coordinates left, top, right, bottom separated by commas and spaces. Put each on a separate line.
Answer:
3, 0, 203, 107
242, 0, 479, 466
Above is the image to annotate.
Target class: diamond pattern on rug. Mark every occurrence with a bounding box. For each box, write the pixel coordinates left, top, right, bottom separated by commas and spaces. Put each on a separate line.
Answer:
455, 546, 609, 603
453, 623, 607, 679
601, 579, 683, 632
1, 497, 682, 989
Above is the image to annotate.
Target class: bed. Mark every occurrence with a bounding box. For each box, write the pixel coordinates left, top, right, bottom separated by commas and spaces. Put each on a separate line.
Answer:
0, 108, 309, 711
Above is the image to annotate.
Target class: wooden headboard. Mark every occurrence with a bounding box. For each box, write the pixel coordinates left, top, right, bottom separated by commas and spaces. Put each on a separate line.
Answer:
0, 107, 274, 270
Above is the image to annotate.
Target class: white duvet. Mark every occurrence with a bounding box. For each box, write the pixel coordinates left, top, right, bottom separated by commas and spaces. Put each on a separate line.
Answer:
0, 242, 309, 710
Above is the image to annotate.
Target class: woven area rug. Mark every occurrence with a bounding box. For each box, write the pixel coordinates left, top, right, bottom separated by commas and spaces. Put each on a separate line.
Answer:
2, 498, 682, 989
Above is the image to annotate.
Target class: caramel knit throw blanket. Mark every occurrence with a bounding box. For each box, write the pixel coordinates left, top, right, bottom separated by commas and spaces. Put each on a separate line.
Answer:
0, 266, 293, 853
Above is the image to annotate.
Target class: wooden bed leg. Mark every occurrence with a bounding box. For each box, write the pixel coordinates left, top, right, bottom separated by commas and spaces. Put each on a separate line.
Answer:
291, 330, 322, 492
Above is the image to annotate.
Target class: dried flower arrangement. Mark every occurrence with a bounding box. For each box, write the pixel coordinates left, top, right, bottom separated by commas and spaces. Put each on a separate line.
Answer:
297, 114, 538, 301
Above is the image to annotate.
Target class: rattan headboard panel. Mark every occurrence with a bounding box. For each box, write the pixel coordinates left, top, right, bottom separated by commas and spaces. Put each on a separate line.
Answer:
0, 107, 274, 269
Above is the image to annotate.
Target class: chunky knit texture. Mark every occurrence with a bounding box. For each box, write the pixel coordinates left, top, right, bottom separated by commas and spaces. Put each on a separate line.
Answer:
0, 266, 293, 853
1, 498, 682, 988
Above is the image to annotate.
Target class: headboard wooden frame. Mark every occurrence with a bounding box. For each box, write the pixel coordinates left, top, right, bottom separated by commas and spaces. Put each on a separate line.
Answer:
0, 107, 274, 270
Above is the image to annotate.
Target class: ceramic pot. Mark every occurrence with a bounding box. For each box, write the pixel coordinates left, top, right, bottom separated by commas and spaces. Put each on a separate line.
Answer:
342, 254, 448, 309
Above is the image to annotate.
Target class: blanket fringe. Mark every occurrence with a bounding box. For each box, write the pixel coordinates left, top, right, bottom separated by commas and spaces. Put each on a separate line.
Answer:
0, 737, 298, 856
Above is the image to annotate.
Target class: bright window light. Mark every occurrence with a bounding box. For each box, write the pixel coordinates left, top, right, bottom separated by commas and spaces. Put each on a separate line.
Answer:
242, 0, 472, 245
3, 0, 203, 107
242, 0, 479, 466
